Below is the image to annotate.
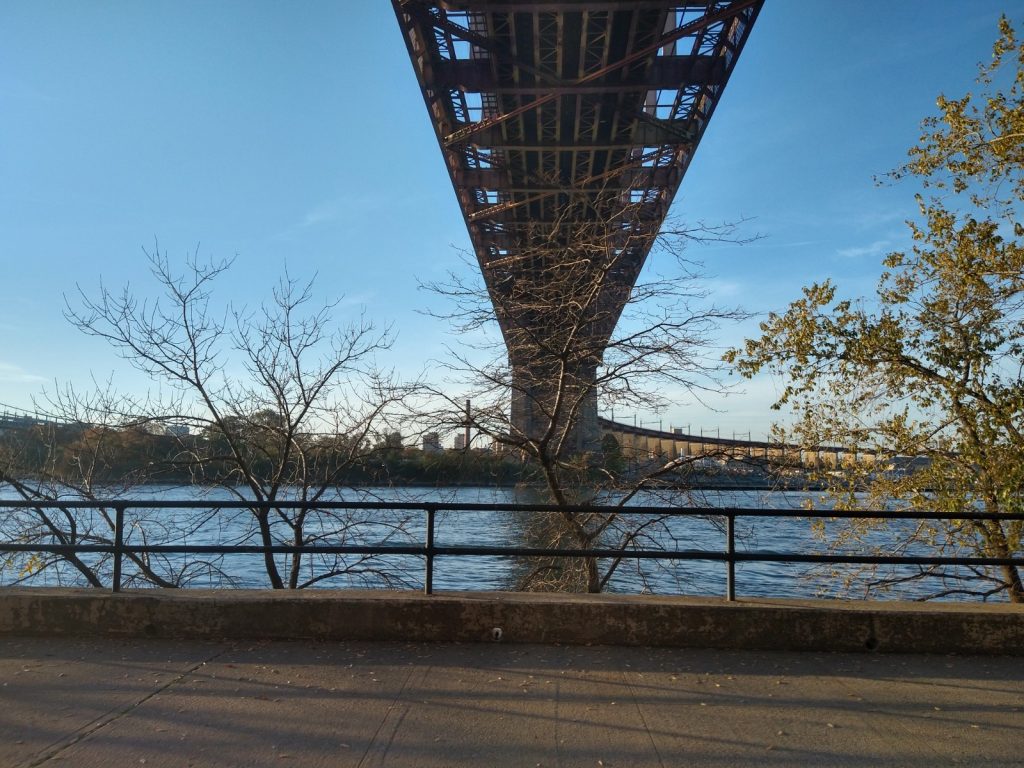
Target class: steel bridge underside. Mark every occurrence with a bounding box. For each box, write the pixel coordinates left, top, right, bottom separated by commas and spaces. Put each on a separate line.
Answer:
395, 0, 762, 445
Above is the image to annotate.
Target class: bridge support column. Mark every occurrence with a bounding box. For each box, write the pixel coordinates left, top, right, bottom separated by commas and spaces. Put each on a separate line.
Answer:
510, 363, 600, 454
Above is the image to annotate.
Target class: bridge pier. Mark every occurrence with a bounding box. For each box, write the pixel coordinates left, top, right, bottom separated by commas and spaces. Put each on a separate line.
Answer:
510, 362, 600, 454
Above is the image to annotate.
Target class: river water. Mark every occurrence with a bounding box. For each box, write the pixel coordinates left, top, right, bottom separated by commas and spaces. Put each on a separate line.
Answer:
0, 484, 1003, 600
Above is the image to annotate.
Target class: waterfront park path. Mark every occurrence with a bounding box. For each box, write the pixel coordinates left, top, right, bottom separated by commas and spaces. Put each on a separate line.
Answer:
2, 636, 1020, 767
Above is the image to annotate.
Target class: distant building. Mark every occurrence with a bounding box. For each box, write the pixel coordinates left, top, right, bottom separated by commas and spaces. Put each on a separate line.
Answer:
165, 425, 190, 437
489, 436, 513, 456
422, 432, 442, 452
885, 455, 933, 477
453, 433, 467, 451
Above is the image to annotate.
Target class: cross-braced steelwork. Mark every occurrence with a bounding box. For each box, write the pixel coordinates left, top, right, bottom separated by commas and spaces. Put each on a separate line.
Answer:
395, 1, 762, 449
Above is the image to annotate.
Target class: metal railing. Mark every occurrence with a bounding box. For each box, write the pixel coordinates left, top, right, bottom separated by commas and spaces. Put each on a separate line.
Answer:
0, 498, 1021, 599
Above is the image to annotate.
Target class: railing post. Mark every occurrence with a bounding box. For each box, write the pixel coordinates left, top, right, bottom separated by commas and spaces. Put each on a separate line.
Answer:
726, 512, 736, 601
424, 505, 436, 595
112, 503, 126, 593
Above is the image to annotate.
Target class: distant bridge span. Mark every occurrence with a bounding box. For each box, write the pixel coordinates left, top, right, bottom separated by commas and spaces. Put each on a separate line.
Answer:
0, 403, 62, 431
394, 1, 763, 449
600, 418, 879, 468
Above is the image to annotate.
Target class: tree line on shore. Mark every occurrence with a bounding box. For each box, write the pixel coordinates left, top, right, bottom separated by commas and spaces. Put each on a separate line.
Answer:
0, 419, 531, 487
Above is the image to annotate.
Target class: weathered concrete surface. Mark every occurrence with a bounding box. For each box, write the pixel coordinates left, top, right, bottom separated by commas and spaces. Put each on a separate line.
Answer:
0, 637, 1020, 767
0, 589, 1021, 655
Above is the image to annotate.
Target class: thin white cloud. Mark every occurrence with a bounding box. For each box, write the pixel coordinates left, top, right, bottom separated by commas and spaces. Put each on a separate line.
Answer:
703, 278, 743, 298
852, 208, 907, 229
719, 238, 819, 252
299, 199, 348, 228
297, 189, 448, 231
274, 197, 361, 241
836, 239, 890, 259
3, 76, 56, 104
336, 291, 376, 308
763, 239, 819, 249
0, 362, 46, 384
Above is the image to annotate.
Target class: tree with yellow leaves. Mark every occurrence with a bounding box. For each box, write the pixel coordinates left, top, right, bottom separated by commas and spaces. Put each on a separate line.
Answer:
727, 18, 1024, 602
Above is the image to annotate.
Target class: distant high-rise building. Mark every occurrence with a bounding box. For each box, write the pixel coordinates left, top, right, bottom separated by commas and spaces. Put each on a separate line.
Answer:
422, 432, 442, 452
453, 433, 467, 451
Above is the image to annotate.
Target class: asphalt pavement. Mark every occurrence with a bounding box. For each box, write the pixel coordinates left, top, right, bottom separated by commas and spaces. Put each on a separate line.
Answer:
1, 637, 1021, 767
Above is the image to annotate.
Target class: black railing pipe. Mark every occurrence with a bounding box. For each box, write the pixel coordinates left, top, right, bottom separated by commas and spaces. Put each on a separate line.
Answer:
725, 513, 736, 601
111, 503, 125, 593
0, 499, 1020, 599
425, 505, 436, 595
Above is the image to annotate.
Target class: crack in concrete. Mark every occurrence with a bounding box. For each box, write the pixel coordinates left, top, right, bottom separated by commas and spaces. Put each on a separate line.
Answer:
356, 664, 420, 768
622, 668, 666, 768
19, 644, 233, 768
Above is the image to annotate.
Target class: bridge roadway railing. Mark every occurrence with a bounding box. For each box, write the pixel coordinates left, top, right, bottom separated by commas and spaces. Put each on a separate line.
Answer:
0, 499, 1020, 601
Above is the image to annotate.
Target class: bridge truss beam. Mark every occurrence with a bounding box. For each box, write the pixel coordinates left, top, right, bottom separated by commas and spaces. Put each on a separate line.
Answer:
394, 0, 762, 449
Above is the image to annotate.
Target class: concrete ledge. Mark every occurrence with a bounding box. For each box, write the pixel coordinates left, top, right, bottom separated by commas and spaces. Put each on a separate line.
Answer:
0, 588, 1021, 655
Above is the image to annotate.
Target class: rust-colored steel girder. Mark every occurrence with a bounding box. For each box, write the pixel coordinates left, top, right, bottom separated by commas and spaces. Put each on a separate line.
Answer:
394, 1, 762, 447
393, 0, 762, 274
438, 0, 759, 147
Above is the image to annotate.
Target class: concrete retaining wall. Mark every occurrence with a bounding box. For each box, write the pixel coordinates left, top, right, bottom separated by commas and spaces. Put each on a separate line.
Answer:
0, 588, 1021, 655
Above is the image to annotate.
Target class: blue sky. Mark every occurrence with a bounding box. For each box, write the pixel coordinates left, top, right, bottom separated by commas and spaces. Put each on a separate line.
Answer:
0, 1, 1012, 439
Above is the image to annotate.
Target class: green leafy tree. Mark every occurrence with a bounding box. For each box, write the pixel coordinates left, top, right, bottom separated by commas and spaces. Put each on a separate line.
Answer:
726, 19, 1024, 602
892, 16, 1024, 218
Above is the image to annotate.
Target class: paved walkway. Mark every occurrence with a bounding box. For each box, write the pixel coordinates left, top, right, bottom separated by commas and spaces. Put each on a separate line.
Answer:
1, 637, 1020, 767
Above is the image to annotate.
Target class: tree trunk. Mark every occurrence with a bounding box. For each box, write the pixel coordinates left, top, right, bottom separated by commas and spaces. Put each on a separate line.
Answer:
256, 509, 284, 589
1003, 565, 1023, 603
984, 520, 1023, 603
585, 556, 601, 593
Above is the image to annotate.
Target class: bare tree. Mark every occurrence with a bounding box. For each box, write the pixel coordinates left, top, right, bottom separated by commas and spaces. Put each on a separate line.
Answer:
0, 382, 232, 588
1, 246, 418, 590
423, 191, 753, 592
